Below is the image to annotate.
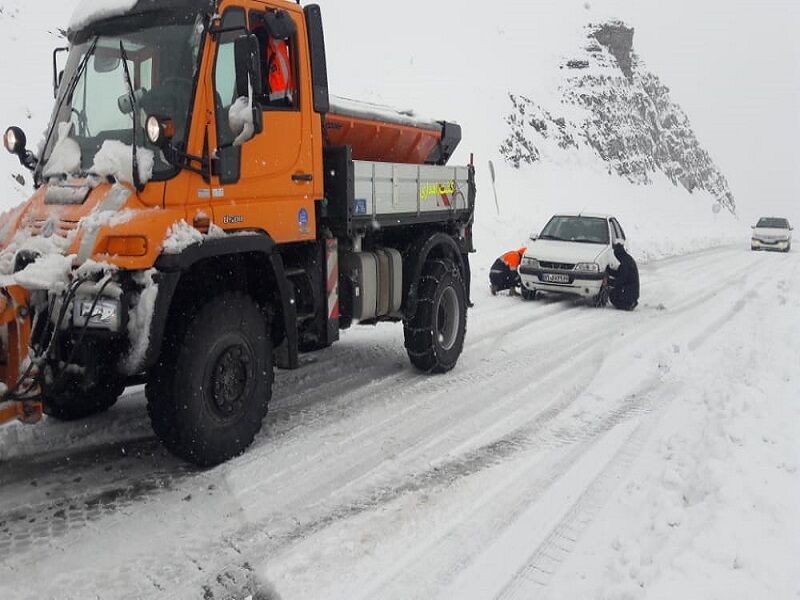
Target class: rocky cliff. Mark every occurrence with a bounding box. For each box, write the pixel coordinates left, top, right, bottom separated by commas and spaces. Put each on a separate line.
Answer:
500, 22, 736, 212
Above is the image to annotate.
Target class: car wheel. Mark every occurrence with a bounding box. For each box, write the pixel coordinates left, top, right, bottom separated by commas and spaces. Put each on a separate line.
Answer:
593, 283, 609, 308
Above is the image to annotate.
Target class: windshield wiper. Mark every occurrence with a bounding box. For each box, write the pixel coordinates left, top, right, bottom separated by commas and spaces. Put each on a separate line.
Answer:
539, 235, 562, 241
36, 36, 99, 184
119, 40, 144, 192
570, 238, 605, 244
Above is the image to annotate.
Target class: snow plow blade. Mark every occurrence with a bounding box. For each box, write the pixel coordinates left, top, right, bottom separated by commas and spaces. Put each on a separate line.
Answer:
0, 285, 41, 426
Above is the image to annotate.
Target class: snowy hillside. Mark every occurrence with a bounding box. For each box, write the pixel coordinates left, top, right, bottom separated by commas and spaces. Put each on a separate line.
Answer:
500, 22, 736, 214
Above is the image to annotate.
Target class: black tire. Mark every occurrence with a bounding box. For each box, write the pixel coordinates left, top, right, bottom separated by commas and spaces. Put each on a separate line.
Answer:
146, 292, 273, 467
593, 283, 610, 308
43, 372, 125, 421
521, 288, 537, 301
404, 259, 468, 374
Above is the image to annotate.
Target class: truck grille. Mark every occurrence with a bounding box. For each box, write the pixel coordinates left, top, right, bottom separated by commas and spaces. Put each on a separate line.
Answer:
540, 261, 576, 270
29, 218, 79, 239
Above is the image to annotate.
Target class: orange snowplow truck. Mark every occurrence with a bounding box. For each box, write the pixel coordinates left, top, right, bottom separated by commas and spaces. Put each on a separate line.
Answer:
0, 0, 474, 466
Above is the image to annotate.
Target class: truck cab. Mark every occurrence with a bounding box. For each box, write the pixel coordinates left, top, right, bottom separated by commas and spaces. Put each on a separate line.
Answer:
0, 0, 475, 466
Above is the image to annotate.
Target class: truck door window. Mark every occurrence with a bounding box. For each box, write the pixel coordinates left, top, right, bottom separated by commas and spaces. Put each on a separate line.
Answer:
250, 11, 299, 111
213, 7, 246, 183
213, 8, 246, 146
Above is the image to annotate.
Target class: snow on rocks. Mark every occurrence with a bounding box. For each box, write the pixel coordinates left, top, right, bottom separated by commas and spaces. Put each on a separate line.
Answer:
68, 0, 137, 32
91, 140, 155, 186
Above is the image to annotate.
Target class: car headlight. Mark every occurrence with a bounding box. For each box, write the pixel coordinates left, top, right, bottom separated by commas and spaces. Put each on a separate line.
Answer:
575, 263, 600, 273
74, 297, 122, 332
521, 257, 539, 268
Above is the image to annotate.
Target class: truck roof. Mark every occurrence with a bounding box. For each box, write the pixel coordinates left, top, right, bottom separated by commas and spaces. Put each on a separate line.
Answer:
69, 0, 215, 35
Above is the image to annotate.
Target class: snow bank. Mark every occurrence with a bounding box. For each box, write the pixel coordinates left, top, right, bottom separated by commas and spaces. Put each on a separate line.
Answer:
68, 0, 137, 32
229, 96, 255, 147
91, 140, 155, 186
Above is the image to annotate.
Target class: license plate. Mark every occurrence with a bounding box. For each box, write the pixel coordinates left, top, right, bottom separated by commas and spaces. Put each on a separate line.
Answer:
541, 273, 570, 284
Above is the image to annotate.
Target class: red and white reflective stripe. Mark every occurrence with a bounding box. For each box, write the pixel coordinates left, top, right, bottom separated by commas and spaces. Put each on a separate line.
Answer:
326, 239, 339, 320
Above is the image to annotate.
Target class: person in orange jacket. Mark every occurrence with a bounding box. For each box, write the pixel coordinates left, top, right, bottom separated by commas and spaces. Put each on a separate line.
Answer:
490, 247, 527, 296
267, 37, 294, 105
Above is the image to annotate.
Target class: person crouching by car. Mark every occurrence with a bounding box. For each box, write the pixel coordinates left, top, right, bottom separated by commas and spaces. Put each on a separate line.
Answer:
490, 247, 527, 296
607, 243, 640, 310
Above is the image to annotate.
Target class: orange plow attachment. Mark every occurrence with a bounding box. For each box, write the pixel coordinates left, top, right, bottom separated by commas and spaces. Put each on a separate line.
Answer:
0, 285, 42, 426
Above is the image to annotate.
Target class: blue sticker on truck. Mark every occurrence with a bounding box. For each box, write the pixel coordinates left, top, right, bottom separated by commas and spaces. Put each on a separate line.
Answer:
299, 208, 309, 233
353, 198, 368, 216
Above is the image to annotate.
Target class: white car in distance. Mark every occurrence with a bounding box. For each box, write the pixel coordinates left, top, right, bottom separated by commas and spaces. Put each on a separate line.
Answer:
518, 214, 628, 307
751, 217, 792, 253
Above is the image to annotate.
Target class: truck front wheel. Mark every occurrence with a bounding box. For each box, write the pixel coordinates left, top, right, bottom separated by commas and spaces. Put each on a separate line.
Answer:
146, 292, 273, 467
404, 258, 467, 374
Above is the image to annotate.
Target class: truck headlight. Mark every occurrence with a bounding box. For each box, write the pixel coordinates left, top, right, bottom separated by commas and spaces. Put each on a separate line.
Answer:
522, 257, 539, 268
575, 263, 600, 273
74, 298, 122, 331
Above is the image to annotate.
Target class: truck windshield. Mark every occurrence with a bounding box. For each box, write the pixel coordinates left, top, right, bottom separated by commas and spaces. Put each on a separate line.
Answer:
39, 13, 204, 181
540, 216, 610, 245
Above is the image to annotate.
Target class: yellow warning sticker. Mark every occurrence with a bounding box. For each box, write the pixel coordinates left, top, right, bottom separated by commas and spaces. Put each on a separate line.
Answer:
419, 181, 456, 202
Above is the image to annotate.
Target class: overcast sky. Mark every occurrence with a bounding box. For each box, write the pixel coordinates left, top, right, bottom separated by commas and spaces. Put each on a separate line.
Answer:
323, 0, 800, 223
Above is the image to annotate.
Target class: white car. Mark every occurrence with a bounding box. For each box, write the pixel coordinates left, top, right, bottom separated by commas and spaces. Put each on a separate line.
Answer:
518, 214, 628, 307
751, 217, 792, 253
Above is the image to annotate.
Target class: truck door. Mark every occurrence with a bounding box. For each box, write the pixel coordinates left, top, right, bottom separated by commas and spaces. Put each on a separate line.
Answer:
210, 4, 319, 244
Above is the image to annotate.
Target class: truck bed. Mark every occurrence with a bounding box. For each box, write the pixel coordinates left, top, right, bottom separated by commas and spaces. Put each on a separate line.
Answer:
322, 147, 475, 238
325, 96, 462, 166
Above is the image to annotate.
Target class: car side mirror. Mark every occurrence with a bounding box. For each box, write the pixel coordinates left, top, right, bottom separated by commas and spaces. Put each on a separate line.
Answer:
751, 225, 756, 229
529, 233, 538, 241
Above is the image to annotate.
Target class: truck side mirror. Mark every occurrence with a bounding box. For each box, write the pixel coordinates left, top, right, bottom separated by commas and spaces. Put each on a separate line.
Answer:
234, 34, 262, 101
4, 126, 37, 171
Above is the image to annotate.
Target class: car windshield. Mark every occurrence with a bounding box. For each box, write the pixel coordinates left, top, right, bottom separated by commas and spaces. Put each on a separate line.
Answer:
756, 218, 790, 229
39, 12, 204, 181
539, 216, 610, 244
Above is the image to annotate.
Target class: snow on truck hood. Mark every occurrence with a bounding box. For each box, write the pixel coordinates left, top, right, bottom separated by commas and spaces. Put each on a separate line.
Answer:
525, 239, 606, 264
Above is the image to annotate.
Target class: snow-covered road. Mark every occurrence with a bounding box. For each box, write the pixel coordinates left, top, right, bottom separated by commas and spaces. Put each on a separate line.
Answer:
1, 245, 798, 600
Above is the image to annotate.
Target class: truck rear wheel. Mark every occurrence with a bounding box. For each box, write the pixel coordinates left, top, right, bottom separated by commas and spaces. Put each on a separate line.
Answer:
43, 372, 125, 422
146, 292, 273, 467
404, 258, 467, 374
